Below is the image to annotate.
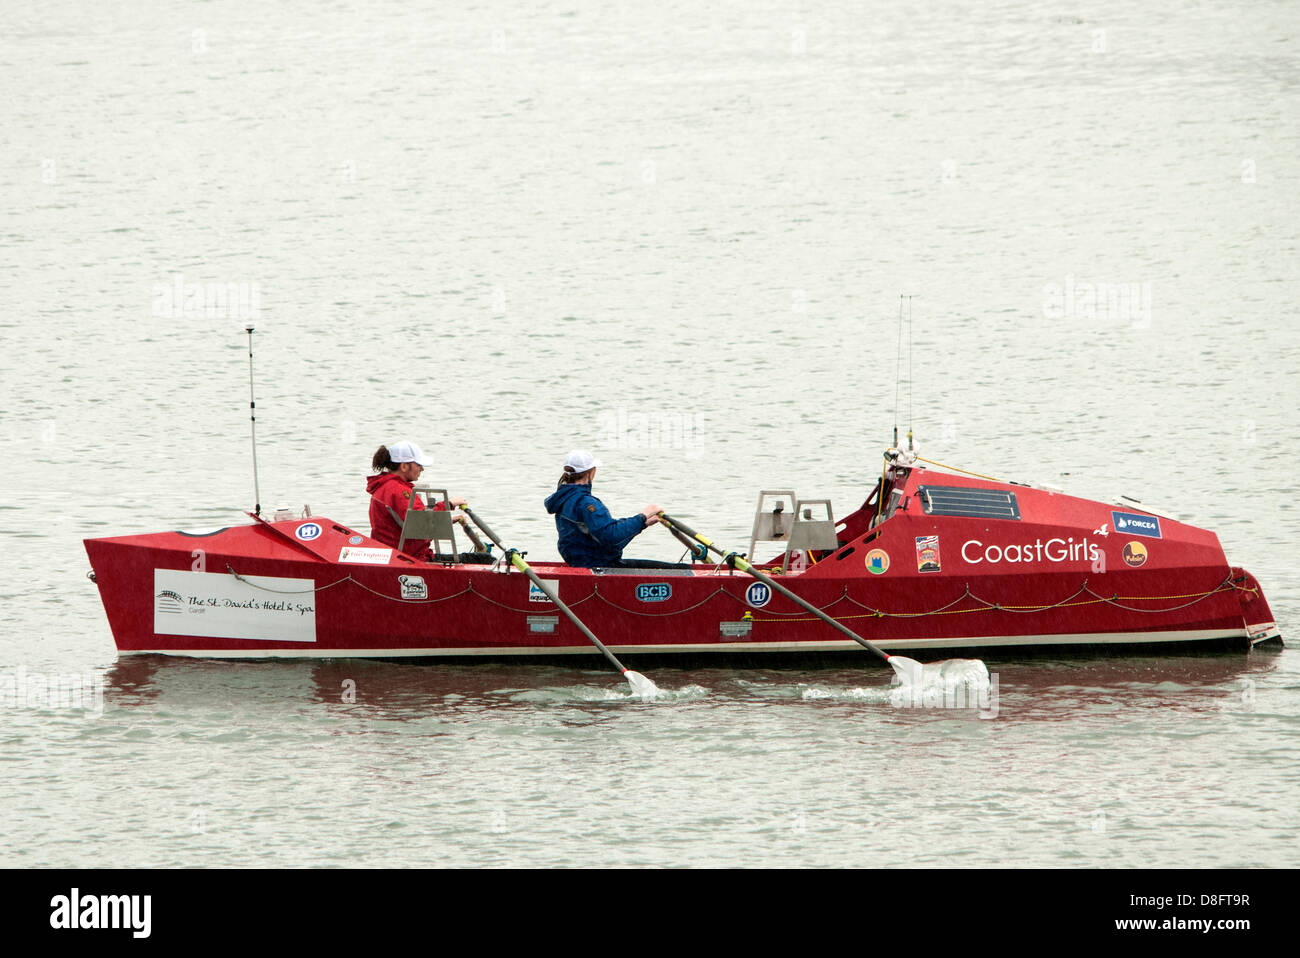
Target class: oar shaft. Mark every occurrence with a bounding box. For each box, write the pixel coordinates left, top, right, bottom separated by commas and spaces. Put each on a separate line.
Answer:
460, 519, 487, 553
659, 513, 708, 544
461, 505, 504, 548
460, 505, 630, 675
664, 521, 704, 558
736, 555, 887, 663
658, 513, 889, 663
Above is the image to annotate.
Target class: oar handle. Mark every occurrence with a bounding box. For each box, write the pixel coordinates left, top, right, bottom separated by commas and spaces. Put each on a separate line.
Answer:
459, 504, 631, 676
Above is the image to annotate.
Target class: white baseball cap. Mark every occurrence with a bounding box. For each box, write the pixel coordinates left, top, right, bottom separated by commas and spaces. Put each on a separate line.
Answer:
388, 440, 433, 467
563, 449, 601, 473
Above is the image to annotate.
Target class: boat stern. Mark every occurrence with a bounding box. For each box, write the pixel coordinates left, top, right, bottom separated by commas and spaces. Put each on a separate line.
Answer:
1232, 567, 1282, 647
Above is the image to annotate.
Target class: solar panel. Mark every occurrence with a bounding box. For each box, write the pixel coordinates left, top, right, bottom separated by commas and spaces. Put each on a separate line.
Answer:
917, 485, 1021, 520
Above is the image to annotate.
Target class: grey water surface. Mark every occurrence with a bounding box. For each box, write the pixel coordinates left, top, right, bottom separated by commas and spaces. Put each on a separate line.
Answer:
1, 0, 1297, 867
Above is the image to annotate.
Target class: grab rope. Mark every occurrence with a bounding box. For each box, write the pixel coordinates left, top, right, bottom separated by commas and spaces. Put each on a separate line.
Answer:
225, 564, 473, 604
755, 576, 1245, 623
224, 563, 1252, 623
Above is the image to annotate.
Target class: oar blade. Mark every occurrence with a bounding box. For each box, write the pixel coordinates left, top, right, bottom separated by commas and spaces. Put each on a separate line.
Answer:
887, 655, 926, 686
889, 655, 990, 690
623, 669, 661, 702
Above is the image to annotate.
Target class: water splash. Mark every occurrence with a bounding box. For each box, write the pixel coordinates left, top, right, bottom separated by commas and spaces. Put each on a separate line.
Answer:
799, 659, 992, 708
901, 658, 990, 690
615, 681, 709, 704
508, 683, 709, 705
801, 686, 894, 704
888, 658, 991, 709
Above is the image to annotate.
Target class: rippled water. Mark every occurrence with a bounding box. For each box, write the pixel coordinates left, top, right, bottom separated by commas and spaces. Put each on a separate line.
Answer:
2, 0, 1298, 868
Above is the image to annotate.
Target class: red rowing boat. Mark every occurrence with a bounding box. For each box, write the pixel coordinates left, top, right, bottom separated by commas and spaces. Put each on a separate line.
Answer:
83, 448, 1281, 660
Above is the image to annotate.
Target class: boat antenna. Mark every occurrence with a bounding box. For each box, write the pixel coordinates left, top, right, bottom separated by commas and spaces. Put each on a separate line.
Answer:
893, 295, 904, 449
245, 323, 261, 517
892, 294, 916, 452
906, 294, 915, 453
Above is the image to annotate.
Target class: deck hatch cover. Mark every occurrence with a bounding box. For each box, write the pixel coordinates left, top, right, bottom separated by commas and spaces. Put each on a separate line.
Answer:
917, 485, 1021, 520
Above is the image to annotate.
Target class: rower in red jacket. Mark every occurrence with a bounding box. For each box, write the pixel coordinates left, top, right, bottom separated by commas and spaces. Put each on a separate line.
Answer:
366, 441, 465, 559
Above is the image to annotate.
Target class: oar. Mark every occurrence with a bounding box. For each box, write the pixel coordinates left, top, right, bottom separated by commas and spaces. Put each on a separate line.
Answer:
459, 504, 660, 701
657, 512, 926, 685
457, 515, 489, 553
664, 521, 709, 561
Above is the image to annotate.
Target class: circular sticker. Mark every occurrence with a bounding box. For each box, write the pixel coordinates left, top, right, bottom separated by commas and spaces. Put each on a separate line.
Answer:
349, 535, 363, 545
1122, 541, 1148, 568
745, 581, 772, 608
295, 522, 323, 541
865, 548, 890, 575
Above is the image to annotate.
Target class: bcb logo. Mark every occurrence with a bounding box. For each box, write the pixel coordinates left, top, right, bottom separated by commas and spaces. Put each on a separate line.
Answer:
636, 583, 671, 602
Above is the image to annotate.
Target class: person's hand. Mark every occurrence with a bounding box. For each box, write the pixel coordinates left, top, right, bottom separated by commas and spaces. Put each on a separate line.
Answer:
449, 497, 467, 508
642, 504, 662, 525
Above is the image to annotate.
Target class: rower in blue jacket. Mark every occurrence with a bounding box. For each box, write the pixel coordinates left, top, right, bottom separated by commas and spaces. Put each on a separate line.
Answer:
544, 450, 683, 569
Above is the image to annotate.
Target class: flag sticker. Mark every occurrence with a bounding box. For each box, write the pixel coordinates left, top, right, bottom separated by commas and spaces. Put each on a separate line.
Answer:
915, 536, 942, 573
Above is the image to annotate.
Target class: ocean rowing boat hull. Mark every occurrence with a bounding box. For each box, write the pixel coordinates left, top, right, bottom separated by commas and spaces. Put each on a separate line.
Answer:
84, 467, 1279, 659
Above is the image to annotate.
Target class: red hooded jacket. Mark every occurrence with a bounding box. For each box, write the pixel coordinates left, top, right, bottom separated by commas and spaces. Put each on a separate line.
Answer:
366, 472, 447, 560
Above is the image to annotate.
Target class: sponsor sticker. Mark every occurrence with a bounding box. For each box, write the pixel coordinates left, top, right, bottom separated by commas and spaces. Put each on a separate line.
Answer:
529, 580, 559, 603
295, 522, 323, 541
1111, 510, 1162, 539
635, 583, 672, 602
153, 569, 316, 642
865, 548, 890, 575
338, 546, 392, 565
1122, 541, 1148, 568
915, 535, 941, 573
398, 574, 428, 599
745, 582, 772, 608
348, 535, 363, 545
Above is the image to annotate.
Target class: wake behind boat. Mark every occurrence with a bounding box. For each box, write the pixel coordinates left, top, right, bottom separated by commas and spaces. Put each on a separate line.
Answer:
83, 445, 1281, 661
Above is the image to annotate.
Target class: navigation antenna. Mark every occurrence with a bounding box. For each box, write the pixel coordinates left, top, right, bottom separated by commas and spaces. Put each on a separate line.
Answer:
906, 294, 915, 453
245, 323, 262, 516
892, 294, 916, 452
893, 296, 903, 449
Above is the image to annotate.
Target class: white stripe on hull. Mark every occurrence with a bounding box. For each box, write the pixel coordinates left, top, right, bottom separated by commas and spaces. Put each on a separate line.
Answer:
124, 626, 1251, 658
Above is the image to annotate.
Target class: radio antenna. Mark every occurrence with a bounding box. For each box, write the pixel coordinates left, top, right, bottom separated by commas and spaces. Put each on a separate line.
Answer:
906, 294, 915, 453
893, 295, 904, 449
245, 323, 261, 516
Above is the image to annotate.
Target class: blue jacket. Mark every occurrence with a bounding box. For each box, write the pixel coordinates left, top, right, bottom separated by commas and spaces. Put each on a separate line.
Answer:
544, 483, 647, 567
